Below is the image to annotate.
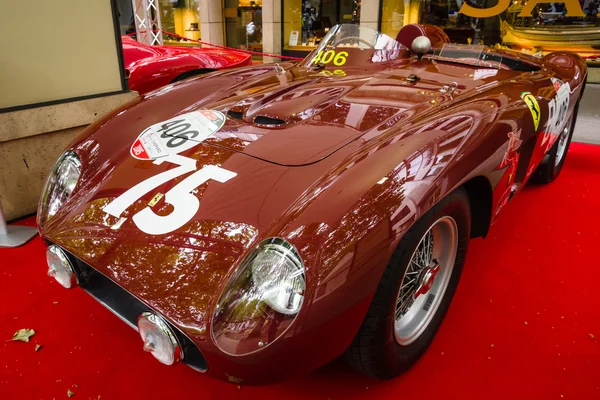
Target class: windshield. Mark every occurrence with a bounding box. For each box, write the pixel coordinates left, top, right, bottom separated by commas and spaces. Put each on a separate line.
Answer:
431, 44, 504, 69
302, 24, 407, 68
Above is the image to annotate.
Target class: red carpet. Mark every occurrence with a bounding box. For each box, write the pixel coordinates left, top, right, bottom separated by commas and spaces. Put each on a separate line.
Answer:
1, 142, 600, 400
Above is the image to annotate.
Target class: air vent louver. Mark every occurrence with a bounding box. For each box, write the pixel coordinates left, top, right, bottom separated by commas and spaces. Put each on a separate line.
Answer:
227, 110, 243, 120
254, 116, 285, 125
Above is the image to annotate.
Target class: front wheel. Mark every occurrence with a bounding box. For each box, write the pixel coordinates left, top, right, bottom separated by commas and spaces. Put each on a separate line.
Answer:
346, 188, 470, 379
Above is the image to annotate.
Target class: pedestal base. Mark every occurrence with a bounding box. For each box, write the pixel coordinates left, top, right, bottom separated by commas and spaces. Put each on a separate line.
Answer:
0, 225, 38, 248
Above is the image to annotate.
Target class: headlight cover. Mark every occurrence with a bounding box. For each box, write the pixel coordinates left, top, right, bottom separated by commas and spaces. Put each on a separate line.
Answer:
38, 150, 81, 226
46, 245, 77, 289
138, 312, 182, 365
211, 238, 306, 356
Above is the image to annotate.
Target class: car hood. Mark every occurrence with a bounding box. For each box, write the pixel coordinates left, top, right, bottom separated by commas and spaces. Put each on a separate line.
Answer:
130, 60, 495, 166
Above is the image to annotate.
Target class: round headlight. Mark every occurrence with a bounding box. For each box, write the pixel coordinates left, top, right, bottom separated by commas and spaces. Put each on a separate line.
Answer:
38, 150, 81, 226
46, 245, 76, 289
137, 312, 182, 365
251, 244, 305, 315
211, 238, 305, 356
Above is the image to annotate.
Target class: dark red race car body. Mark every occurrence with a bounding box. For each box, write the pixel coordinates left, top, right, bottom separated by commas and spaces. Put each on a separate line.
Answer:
122, 36, 252, 95
39, 26, 586, 384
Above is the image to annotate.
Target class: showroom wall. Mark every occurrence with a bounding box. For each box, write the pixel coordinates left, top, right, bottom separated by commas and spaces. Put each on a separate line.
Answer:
0, 0, 136, 221
0, 0, 124, 110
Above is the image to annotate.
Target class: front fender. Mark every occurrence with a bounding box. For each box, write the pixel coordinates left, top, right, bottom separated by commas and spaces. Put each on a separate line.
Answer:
271, 110, 496, 363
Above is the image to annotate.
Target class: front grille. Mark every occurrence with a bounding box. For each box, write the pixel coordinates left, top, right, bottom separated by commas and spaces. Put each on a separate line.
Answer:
63, 249, 208, 373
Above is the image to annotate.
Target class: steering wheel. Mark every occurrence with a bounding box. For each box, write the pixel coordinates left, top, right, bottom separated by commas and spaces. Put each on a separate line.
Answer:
333, 36, 375, 49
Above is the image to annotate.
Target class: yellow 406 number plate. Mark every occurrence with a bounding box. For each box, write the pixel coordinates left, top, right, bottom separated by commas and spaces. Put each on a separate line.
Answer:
312, 50, 348, 66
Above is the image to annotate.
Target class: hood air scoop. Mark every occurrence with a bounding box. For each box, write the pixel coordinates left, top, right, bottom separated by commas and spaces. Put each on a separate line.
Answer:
227, 110, 243, 120
253, 115, 286, 126
226, 79, 349, 127
246, 87, 346, 126
227, 109, 285, 126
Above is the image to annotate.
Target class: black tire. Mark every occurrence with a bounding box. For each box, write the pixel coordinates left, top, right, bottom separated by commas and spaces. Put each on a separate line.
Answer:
346, 188, 471, 379
529, 100, 580, 184
171, 69, 213, 83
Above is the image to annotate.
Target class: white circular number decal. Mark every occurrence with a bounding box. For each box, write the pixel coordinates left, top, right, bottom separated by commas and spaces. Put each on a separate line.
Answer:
130, 110, 226, 160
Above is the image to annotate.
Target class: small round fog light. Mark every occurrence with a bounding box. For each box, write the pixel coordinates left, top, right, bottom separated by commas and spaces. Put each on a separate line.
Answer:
46, 245, 76, 289
137, 312, 182, 365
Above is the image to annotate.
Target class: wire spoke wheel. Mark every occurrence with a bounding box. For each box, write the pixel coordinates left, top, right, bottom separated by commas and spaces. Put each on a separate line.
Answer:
530, 100, 579, 185
394, 216, 458, 346
347, 188, 469, 379
555, 114, 573, 167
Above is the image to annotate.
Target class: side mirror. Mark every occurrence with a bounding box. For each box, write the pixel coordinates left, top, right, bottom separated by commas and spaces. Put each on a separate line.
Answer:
411, 36, 432, 60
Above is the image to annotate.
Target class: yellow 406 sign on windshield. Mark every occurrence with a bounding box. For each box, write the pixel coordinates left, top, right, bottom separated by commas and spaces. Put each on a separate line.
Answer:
313, 50, 348, 66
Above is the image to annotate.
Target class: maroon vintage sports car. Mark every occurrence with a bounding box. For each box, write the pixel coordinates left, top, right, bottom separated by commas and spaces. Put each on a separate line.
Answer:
38, 24, 586, 384
122, 35, 252, 95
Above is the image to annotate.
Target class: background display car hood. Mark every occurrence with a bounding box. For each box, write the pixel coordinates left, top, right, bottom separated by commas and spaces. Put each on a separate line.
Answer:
121, 35, 249, 71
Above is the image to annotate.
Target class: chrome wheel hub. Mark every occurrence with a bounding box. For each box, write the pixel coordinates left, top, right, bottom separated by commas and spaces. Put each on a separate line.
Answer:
414, 260, 440, 298
394, 216, 459, 346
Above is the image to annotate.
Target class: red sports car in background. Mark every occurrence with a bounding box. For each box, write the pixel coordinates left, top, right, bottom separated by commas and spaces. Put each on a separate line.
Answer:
122, 36, 252, 94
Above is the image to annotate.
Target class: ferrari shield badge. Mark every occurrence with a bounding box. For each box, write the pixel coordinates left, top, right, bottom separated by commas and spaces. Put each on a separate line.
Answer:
131, 110, 226, 160
520, 92, 540, 131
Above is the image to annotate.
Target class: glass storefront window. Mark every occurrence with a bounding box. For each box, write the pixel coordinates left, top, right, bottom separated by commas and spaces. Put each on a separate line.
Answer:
380, 0, 405, 38
161, 0, 202, 45
283, 0, 361, 56
224, 0, 263, 55
117, 0, 202, 46
501, 1, 600, 57
404, 0, 600, 56
116, 0, 136, 35
417, 0, 480, 44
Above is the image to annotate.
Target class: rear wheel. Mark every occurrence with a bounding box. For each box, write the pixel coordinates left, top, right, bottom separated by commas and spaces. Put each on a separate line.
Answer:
530, 101, 579, 184
346, 188, 470, 379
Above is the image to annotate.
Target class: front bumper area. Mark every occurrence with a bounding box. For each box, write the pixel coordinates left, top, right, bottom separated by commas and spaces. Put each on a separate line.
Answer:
61, 246, 208, 373
44, 241, 374, 384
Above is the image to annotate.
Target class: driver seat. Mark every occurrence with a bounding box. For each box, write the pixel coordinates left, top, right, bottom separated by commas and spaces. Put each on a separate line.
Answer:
396, 24, 450, 50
